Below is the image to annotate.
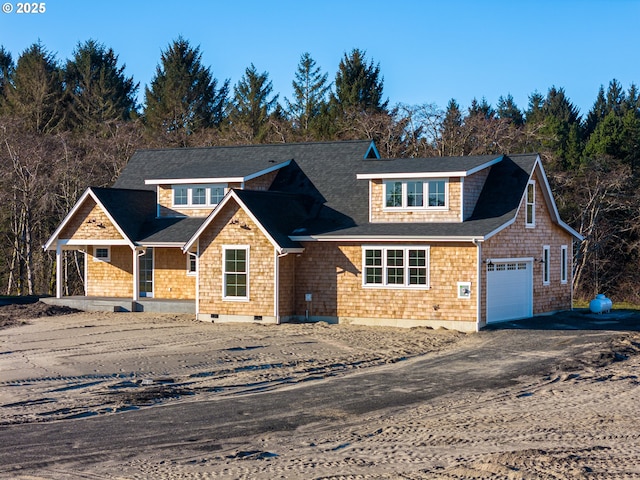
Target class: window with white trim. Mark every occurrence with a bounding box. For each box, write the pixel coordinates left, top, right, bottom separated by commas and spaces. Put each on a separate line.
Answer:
560, 245, 568, 284
543, 245, 550, 285
363, 246, 430, 288
173, 186, 188, 206
93, 246, 111, 262
172, 184, 227, 207
223, 246, 249, 300
384, 180, 447, 209
187, 252, 197, 276
526, 181, 535, 227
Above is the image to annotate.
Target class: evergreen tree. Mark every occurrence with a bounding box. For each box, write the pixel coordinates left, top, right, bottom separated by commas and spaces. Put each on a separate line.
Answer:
623, 83, 640, 113
468, 97, 494, 119
605, 79, 625, 115
3, 42, 64, 133
144, 37, 229, 140
539, 87, 583, 168
332, 48, 387, 114
525, 91, 545, 124
229, 63, 279, 142
439, 98, 464, 156
584, 80, 640, 170
585, 85, 607, 137
285, 52, 330, 136
64, 39, 139, 130
496, 94, 523, 126
0, 47, 13, 106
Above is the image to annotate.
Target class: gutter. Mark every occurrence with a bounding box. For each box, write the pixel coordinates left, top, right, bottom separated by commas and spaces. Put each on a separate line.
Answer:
472, 238, 483, 332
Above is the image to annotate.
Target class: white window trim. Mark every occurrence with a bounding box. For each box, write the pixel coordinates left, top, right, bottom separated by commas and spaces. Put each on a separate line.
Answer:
172, 184, 227, 208
362, 246, 430, 289
187, 251, 197, 276
222, 245, 250, 301
173, 185, 189, 206
542, 245, 550, 285
526, 180, 536, 227
560, 245, 568, 284
93, 246, 111, 262
382, 179, 448, 211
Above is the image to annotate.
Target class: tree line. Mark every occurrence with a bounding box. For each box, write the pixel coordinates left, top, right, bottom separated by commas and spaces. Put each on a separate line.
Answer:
1, 37, 638, 302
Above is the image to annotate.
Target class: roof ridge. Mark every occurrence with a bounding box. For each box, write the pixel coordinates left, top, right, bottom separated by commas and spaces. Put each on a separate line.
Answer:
91, 186, 154, 194
133, 139, 373, 154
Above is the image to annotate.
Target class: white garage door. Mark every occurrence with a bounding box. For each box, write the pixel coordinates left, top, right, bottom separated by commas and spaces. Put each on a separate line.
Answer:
486, 261, 533, 323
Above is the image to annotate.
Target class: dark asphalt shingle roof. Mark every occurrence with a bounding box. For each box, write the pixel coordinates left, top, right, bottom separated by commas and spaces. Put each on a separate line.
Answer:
113, 140, 374, 190
306, 153, 539, 239
355, 154, 503, 176
105, 141, 542, 243
138, 217, 207, 244
90, 187, 156, 242
232, 189, 314, 250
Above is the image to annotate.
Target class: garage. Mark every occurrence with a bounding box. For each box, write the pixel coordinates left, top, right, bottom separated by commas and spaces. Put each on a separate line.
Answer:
486, 260, 533, 323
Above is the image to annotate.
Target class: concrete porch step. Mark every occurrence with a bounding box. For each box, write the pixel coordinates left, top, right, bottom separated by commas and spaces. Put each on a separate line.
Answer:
41, 297, 195, 314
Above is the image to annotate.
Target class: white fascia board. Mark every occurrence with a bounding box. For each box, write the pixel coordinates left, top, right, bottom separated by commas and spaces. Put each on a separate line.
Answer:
43, 188, 134, 251
44, 188, 93, 250
144, 161, 291, 186
466, 156, 503, 176
145, 177, 244, 185
244, 159, 292, 182
532, 157, 584, 241
137, 242, 185, 248
482, 218, 517, 241
355, 156, 503, 181
183, 190, 295, 254
65, 239, 130, 246
229, 194, 293, 254
183, 194, 233, 252
289, 234, 484, 243
356, 171, 468, 180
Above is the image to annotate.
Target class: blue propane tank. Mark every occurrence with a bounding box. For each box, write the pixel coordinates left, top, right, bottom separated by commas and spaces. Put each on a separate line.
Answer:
589, 294, 612, 314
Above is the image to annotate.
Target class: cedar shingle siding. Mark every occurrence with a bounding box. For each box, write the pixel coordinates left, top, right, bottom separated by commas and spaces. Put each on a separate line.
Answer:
45, 141, 581, 331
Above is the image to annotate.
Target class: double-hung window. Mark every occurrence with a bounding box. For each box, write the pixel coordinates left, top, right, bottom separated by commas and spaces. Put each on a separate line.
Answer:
526, 181, 535, 227
542, 245, 550, 285
172, 184, 227, 207
560, 245, 568, 284
223, 246, 249, 300
363, 246, 429, 288
173, 186, 188, 206
384, 179, 447, 209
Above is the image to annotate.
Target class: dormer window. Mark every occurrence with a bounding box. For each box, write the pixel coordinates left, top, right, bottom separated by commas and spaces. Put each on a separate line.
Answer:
384, 179, 447, 209
172, 184, 227, 208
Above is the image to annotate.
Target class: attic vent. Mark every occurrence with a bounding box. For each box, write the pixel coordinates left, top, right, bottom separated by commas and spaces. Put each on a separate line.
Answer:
364, 142, 381, 159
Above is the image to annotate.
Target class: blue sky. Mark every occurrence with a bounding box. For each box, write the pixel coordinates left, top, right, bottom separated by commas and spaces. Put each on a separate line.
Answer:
1, 0, 639, 116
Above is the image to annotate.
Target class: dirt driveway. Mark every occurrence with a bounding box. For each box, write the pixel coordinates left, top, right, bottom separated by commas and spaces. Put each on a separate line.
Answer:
1, 304, 640, 479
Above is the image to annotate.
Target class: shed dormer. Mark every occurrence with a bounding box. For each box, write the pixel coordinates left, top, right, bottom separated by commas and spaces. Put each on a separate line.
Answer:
356, 155, 503, 223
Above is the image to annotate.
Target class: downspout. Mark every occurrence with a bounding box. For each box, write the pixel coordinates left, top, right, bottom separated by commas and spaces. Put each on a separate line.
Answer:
55, 243, 63, 299
472, 238, 483, 332
274, 250, 290, 325
195, 240, 200, 318
133, 247, 146, 302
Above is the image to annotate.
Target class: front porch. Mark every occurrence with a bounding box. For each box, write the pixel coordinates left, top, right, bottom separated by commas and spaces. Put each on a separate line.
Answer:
41, 296, 195, 314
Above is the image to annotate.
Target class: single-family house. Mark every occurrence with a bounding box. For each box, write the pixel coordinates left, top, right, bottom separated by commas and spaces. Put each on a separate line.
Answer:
44, 140, 582, 332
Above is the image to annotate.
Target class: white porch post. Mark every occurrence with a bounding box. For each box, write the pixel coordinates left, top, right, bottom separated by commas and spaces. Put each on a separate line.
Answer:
132, 247, 140, 302
56, 243, 63, 299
